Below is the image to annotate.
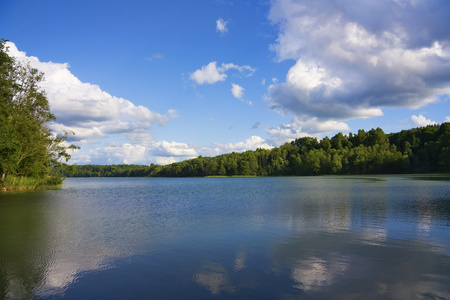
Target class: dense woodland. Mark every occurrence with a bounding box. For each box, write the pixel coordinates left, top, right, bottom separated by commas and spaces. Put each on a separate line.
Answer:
0, 40, 77, 190
63, 122, 450, 178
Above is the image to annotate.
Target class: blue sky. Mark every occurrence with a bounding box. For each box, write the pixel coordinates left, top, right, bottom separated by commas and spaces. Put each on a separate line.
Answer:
2, 0, 450, 165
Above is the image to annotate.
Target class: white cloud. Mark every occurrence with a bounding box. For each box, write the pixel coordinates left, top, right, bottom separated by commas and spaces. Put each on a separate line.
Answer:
265, 124, 305, 146
6, 42, 178, 164
6, 42, 176, 140
266, 117, 350, 145
267, 75, 383, 120
213, 136, 273, 153
71, 140, 199, 165
216, 18, 228, 34
230, 83, 252, 105
221, 63, 256, 77
152, 140, 198, 157
411, 114, 437, 127
190, 61, 227, 85
286, 59, 341, 93
190, 62, 255, 85
64, 134, 275, 166
446, 116, 450, 122
295, 117, 350, 134
267, 0, 450, 124
231, 83, 244, 99
90, 136, 273, 165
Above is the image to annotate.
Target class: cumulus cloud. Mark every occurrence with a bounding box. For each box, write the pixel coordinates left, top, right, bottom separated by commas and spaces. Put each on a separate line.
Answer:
267, 0, 450, 128
231, 83, 252, 105
6, 42, 176, 142
411, 114, 437, 127
266, 117, 350, 145
267, 59, 384, 120
216, 18, 228, 34
152, 140, 198, 157
6, 42, 181, 163
190, 62, 227, 85
231, 83, 244, 99
73, 141, 196, 166
190, 61, 255, 85
91, 136, 273, 165
213, 136, 273, 153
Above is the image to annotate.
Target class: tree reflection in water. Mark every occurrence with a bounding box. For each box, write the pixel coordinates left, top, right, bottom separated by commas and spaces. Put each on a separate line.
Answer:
0, 192, 50, 299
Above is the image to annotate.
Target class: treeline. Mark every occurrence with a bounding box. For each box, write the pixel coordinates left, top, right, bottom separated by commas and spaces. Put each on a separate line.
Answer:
61, 164, 154, 177
63, 122, 450, 177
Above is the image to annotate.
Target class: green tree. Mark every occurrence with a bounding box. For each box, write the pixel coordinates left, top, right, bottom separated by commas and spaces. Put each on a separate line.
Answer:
331, 132, 349, 149
0, 40, 78, 189
330, 153, 343, 174
225, 154, 238, 175
367, 127, 388, 147
217, 159, 227, 176
303, 149, 322, 175
292, 136, 319, 153
320, 136, 332, 151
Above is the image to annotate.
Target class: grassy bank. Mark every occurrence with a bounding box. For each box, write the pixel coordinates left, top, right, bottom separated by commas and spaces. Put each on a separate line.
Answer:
1, 175, 64, 192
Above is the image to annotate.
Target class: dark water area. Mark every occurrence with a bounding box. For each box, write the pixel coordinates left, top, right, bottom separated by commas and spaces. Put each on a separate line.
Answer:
1, 176, 449, 299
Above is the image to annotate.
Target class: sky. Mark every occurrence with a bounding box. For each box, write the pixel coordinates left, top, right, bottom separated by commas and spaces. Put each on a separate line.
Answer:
1, 0, 450, 165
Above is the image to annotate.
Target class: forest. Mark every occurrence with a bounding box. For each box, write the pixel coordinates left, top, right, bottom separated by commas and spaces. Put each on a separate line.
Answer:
63, 122, 450, 178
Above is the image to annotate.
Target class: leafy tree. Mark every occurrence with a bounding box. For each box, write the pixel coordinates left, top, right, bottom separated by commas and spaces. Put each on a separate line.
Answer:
217, 158, 227, 176
292, 136, 319, 152
367, 127, 388, 146
331, 132, 346, 149
320, 136, 332, 151
330, 153, 343, 174
0, 39, 78, 189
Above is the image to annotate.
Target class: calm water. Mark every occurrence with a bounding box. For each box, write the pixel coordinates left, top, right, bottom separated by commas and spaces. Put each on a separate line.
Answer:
1, 176, 449, 299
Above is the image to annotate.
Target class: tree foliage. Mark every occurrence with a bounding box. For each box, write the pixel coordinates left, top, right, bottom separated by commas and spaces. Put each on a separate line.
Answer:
0, 40, 78, 190
63, 123, 450, 178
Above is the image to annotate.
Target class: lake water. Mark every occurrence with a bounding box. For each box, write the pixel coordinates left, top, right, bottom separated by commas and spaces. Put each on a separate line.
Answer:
1, 176, 449, 299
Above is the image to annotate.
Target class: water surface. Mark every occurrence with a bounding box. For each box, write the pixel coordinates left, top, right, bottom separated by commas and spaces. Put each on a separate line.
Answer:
1, 176, 449, 299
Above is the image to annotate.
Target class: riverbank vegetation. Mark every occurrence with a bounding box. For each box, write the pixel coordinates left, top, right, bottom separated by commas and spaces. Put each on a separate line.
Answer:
2, 175, 63, 191
0, 40, 78, 191
63, 122, 450, 178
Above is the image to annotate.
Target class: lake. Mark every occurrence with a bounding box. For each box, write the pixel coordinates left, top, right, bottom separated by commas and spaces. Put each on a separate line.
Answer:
1, 176, 449, 299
